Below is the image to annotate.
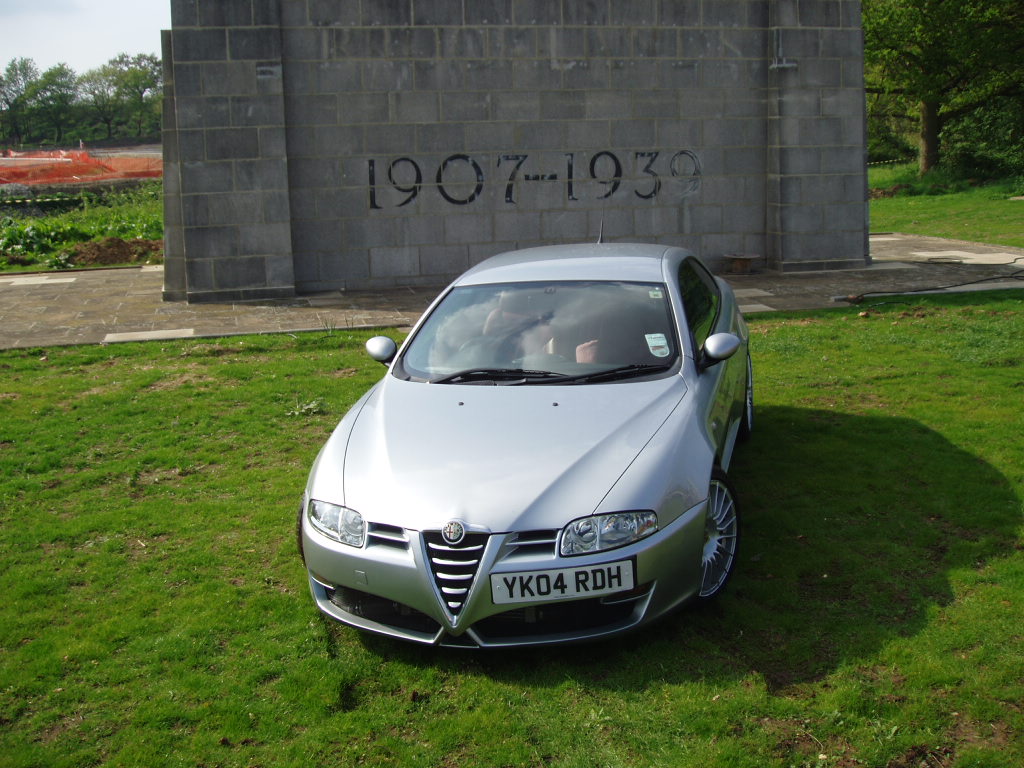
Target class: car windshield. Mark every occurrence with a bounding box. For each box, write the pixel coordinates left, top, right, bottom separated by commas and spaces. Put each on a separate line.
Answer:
398, 280, 679, 384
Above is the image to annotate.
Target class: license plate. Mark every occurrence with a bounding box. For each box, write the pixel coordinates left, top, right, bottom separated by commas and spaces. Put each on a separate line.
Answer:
490, 560, 634, 605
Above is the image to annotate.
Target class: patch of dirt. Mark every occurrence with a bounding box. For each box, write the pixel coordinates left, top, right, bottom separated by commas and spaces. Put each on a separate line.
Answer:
869, 184, 911, 199
69, 237, 163, 267
147, 372, 217, 391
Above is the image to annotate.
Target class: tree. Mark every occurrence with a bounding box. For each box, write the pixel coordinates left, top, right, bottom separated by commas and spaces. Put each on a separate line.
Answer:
31, 64, 79, 144
0, 57, 40, 145
864, 0, 1024, 174
109, 54, 162, 137
79, 64, 124, 140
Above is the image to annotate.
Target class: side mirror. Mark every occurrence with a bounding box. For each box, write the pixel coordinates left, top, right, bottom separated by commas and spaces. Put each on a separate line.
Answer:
365, 336, 398, 364
701, 333, 741, 369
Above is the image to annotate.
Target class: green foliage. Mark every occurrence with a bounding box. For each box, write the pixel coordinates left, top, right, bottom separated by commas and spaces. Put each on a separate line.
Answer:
0, 182, 163, 270
1, 53, 161, 146
0, 300, 1022, 767
942, 95, 1024, 178
864, 0, 1024, 174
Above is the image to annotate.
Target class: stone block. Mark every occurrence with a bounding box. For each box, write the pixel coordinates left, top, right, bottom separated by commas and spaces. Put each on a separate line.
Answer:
185, 226, 239, 260
389, 27, 438, 58
305, 0, 360, 26
229, 28, 282, 60
445, 213, 494, 244
658, 1, 700, 26
464, 0, 512, 25
538, 28, 586, 59
610, 120, 656, 148
337, 94, 390, 124
363, 60, 415, 91
207, 192, 264, 226
206, 128, 261, 160
463, 60, 515, 91
197, 0, 255, 27
313, 125, 363, 157
490, 27, 537, 59
239, 222, 293, 255
420, 244, 470, 276
512, 0, 561, 26
314, 61, 362, 92
170, 0, 199, 26
185, 258, 216, 291
285, 94, 338, 126
609, 59, 661, 90
441, 27, 486, 58
586, 28, 631, 58
362, 0, 413, 27
231, 95, 284, 126
173, 29, 229, 62
393, 91, 440, 124
513, 60, 564, 89
259, 126, 289, 157
799, 0, 842, 28
565, 0, 609, 26
633, 29, 676, 57
182, 160, 235, 192
214, 255, 270, 289
634, 206, 680, 237
413, 0, 463, 26
562, 59, 610, 89
370, 247, 420, 278
362, 124, 417, 154
177, 97, 231, 128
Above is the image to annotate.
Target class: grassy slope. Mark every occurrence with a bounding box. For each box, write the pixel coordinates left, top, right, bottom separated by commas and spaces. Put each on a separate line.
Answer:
1, 292, 1022, 768
868, 164, 1024, 248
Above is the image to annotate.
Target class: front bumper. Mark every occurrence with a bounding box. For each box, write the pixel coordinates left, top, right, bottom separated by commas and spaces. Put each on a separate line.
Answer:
300, 501, 706, 648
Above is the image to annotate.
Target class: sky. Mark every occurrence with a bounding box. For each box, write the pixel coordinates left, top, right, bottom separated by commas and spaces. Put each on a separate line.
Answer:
0, 0, 172, 75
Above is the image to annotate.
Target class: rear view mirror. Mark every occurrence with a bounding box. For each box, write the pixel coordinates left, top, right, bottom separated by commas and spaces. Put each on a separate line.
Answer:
701, 333, 741, 368
365, 336, 398, 364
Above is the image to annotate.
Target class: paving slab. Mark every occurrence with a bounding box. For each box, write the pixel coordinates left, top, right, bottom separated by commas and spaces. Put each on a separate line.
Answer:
0, 234, 1021, 350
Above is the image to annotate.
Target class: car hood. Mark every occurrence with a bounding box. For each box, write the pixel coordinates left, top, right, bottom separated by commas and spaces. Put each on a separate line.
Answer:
310, 375, 687, 532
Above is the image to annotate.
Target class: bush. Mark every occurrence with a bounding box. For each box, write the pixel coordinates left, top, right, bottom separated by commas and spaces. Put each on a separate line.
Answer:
942, 96, 1024, 178
0, 182, 162, 270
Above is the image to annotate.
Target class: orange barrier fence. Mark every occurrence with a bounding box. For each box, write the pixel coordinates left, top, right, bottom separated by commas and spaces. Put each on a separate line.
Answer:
0, 150, 162, 186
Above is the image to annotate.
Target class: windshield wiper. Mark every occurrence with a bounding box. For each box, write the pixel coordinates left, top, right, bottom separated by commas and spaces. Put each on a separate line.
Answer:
431, 368, 565, 385
562, 362, 675, 384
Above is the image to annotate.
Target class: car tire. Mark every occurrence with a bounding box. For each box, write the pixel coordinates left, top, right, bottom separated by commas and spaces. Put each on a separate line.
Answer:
698, 469, 740, 599
738, 353, 754, 441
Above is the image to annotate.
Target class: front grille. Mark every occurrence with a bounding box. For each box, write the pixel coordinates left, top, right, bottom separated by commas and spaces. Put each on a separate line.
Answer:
504, 529, 558, 559
422, 531, 489, 615
367, 522, 408, 550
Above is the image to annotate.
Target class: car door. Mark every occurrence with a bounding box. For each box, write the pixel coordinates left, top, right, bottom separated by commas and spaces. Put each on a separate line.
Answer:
677, 257, 737, 461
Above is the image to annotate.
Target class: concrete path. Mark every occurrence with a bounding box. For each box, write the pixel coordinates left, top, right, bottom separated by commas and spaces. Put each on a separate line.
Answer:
1, 233, 1021, 350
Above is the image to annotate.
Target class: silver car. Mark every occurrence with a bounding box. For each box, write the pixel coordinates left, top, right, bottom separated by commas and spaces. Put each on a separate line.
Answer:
298, 243, 753, 647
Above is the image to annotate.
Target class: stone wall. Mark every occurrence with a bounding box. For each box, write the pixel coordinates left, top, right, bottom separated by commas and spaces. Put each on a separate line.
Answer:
162, 0, 867, 302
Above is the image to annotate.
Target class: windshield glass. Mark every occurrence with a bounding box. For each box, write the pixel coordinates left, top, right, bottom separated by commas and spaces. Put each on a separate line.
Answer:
399, 280, 679, 383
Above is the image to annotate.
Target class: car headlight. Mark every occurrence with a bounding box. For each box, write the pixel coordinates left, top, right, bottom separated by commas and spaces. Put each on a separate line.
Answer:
307, 500, 364, 547
560, 511, 657, 556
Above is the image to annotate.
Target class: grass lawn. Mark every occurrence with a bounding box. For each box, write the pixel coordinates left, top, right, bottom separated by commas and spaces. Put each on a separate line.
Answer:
1, 290, 1022, 767
868, 164, 1024, 249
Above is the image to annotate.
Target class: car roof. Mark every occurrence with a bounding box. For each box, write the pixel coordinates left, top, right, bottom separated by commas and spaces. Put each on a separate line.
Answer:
455, 243, 691, 286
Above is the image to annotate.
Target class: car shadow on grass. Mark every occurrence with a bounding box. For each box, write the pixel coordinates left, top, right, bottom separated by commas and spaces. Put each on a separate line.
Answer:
352, 404, 1019, 691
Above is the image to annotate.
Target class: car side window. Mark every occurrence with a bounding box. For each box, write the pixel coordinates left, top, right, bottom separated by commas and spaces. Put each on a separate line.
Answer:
677, 258, 721, 352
